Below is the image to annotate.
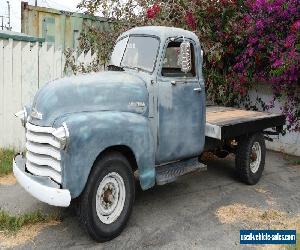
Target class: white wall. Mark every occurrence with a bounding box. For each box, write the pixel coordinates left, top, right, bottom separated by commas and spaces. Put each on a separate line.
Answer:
0, 38, 95, 150
249, 85, 300, 156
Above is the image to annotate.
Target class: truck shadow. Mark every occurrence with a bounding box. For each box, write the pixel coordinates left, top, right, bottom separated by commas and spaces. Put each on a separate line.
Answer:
60, 155, 238, 219
135, 154, 239, 200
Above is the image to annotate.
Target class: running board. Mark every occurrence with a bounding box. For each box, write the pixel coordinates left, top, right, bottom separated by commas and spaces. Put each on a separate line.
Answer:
155, 158, 207, 185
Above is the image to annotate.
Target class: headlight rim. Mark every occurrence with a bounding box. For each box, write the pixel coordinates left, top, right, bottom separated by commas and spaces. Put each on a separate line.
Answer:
52, 122, 70, 150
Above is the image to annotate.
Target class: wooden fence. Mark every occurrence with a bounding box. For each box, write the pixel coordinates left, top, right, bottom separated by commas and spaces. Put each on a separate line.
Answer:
0, 38, 95, 149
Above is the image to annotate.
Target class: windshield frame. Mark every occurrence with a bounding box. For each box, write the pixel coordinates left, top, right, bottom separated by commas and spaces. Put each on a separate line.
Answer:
114, 34, 161, 74
110, 35, 129, 67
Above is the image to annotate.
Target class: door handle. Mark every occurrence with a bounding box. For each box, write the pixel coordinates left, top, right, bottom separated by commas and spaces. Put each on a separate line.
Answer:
194, 87, 202, 92
171, 80, 186, 85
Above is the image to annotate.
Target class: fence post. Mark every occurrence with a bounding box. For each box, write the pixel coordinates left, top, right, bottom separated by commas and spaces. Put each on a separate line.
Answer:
3, 39, 14, 148
12, 41, 24, 150
22, 42, 39, 109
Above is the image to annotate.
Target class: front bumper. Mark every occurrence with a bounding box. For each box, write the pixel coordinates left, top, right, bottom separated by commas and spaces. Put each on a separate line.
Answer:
13, 154, 71, 207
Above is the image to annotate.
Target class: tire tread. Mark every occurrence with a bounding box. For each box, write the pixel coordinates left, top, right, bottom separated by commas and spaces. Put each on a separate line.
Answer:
78, 151, 135, 242
236, 133, 266, 185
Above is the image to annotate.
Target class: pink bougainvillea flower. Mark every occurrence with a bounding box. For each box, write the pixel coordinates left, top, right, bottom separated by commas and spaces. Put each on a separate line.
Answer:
185, 11, 197, 30
233, 62, 244, 71
266, 5, 273, 13
251, 0, 267, 11
272, 59, 283, 68
220, 0, 236, 5
249, 36, 258, 44
284, 35, 296, 48
146, 8, 156, 19
248, 47, 254, 56
289, 48, 298, 58
152, 3, 161, 14
146, 2, 161, 19
243, 15, 251, 24
291, 20, 300, 33
256, 20, 264, 30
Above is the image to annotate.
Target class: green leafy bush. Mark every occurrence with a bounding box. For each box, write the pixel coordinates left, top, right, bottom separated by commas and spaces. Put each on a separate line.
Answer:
75, 0, 299, 131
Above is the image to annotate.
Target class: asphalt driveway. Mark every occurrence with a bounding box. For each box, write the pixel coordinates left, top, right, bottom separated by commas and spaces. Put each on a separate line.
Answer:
0, 150, 299, 249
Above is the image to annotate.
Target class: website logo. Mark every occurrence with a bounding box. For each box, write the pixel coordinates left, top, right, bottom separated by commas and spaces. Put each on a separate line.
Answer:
240, 230, 296, 244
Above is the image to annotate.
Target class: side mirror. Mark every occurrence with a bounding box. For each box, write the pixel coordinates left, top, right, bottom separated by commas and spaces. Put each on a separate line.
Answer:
180, 41, 192, 73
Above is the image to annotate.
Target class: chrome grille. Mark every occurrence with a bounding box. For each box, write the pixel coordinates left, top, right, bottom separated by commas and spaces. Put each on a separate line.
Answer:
25, 123, 62, 184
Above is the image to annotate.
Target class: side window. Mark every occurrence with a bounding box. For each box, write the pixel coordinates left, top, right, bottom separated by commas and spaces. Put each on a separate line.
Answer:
162, 41, 196, 78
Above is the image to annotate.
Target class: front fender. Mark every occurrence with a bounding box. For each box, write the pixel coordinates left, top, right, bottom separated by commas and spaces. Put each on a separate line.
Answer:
54, 111, 155, 198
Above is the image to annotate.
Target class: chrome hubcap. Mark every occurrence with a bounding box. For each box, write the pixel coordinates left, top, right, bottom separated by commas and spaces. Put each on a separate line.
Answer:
96, 172, 126, 224
250, 142, 261, 173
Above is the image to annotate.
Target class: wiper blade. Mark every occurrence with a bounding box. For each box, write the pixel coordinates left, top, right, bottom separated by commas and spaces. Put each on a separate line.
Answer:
107, 64, 125, 71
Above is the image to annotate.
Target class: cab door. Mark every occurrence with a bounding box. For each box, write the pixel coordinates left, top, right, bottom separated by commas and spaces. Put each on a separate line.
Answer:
156, 39, 205, 164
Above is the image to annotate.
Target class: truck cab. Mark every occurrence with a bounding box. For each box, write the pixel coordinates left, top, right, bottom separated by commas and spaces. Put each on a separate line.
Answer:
110, 26, 206, 164
13, 26, 285, 242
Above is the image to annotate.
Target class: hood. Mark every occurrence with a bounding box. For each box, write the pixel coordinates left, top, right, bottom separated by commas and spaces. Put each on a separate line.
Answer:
29, 71, 149, 126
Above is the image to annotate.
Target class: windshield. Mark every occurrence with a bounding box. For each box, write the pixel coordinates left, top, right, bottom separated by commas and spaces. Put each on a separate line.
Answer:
110, 36, 160, 73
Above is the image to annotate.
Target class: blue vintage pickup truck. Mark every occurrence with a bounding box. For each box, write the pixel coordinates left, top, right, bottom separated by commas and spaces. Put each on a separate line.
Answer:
13, 26, 285, 241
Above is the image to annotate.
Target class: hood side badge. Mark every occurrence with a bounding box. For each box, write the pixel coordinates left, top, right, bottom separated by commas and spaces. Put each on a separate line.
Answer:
31, 108, 43, 120
129, 102, 145, 108
128, 101, 146, 113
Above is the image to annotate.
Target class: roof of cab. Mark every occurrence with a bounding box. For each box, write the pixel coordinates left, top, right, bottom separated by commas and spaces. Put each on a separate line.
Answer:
122, 26, 199, 43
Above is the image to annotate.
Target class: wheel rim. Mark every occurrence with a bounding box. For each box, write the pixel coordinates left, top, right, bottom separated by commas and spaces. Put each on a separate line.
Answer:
250, 142, 261, 173
96, 172, 126, 224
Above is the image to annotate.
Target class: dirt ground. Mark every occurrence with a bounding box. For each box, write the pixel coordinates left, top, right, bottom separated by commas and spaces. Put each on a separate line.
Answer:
0, 150, 299, 249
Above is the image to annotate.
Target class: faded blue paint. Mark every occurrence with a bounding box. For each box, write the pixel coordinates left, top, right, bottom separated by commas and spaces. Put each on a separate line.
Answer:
26, 26, 206, 198
54, 112, 155, 198
155, 36, 205, 163
31, 71, 149, 126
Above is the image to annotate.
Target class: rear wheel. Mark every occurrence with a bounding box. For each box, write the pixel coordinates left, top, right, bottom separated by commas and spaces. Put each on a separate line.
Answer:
78, 152, 135, 242
236, 133, 266, 185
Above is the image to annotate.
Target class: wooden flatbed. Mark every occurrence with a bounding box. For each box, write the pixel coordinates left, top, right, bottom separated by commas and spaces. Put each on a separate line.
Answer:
205, 106, 285, 140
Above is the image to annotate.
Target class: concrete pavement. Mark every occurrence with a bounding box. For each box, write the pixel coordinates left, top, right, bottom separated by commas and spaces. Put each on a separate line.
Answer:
0, 151, 299, 249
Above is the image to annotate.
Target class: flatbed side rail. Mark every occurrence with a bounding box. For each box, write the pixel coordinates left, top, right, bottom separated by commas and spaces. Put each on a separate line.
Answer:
205, 114, 285, 140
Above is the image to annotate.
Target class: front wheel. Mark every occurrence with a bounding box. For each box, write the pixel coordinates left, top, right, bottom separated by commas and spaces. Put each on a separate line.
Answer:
235, 133, 266, 185
78, 152, 135, 242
